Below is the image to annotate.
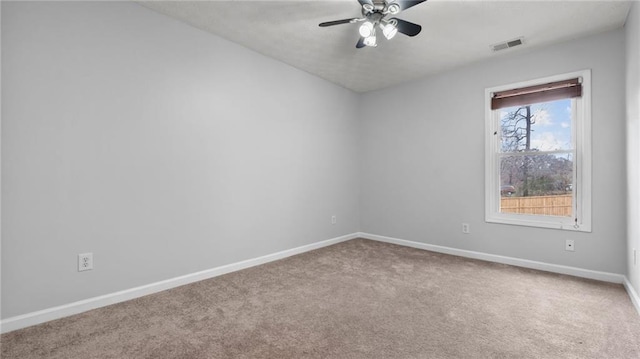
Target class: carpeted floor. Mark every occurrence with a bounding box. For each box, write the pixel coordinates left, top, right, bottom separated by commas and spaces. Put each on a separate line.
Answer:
2, 238, 640, 358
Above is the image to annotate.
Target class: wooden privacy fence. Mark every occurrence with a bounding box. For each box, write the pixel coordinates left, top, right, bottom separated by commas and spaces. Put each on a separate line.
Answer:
501, 194, 572, 217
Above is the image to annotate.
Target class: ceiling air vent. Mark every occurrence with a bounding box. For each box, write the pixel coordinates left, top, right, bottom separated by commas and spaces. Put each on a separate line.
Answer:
492, 37, 524, 52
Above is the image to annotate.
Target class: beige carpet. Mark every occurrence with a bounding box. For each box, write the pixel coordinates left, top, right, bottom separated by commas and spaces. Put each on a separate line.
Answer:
2, 238, 640, 358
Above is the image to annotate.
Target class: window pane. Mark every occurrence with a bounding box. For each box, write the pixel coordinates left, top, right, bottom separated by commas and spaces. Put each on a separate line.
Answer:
500, 153, 573, 217
500, 98, 573, 153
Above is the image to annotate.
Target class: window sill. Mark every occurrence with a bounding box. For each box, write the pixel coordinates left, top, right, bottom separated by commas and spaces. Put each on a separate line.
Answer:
485, 214, 592, 232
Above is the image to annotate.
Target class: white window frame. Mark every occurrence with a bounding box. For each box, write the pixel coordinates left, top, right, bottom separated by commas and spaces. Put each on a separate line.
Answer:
484, 70, 592, 232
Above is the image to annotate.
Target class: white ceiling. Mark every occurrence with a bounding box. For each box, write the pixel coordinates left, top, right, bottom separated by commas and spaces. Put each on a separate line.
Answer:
139, 0, 632, 93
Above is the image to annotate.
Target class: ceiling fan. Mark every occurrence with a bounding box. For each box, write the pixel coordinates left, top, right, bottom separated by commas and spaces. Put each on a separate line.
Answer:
319, 0, 427, 48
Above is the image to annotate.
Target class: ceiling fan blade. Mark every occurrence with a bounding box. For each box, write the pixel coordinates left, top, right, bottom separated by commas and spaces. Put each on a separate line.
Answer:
394, 0, 428, 12
391, 18, 422, 37
319, 18, 359, 27
358, 0, 374, 7
356, 37, 366, 48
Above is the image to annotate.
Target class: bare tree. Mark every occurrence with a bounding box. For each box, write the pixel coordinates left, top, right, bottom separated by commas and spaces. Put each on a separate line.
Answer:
501, 105, 534, 196
501, 105, 534, 152
500, 104, 573, 197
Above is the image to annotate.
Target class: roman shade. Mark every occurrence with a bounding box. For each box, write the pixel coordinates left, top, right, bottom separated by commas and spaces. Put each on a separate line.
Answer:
491, 78, 582, 110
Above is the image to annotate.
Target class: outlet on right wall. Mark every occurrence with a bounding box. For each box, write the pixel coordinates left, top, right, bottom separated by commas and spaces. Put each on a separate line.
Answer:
626, 1, 640, 299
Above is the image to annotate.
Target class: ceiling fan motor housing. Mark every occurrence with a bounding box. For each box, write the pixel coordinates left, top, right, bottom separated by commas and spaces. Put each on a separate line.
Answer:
363, 1, 398, 16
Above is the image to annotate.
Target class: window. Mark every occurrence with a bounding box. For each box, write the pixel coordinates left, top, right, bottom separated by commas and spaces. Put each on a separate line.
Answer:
485, 70, 591, 232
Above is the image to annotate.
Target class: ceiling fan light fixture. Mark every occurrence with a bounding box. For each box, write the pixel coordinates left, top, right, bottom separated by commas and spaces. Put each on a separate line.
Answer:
381, 22, 397, 40
388, 3, 400, 15
364, 34, 377, 47
359, 21, 375, 38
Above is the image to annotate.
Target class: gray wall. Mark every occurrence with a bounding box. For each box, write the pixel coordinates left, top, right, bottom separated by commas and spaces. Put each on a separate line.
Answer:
1, 2, 360, 318
1, 1, 635, 321
626, 1, 640, 294
360, 29, 627, 274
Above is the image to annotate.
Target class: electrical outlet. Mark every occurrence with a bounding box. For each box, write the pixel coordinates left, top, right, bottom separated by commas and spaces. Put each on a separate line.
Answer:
331, 215, 337, 225
565, 240, 575, 251
78, 253, 93, 272
462, 223, 470, 234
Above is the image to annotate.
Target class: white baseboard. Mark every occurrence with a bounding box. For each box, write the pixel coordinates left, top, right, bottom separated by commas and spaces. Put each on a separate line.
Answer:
0, 232, 359, 334
3, 232, 635, 333
358, 232, 625, 284
623, 276, 640, 316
